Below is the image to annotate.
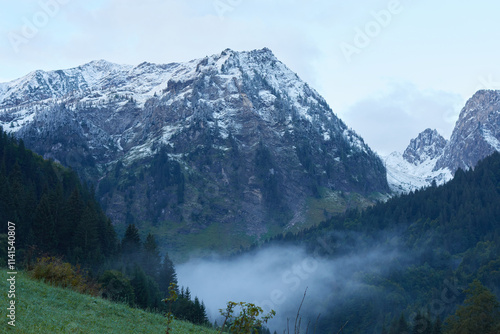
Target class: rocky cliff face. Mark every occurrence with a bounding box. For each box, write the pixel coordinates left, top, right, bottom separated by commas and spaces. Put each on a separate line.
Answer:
0, 48, 389, 250
435, 90, 500, 172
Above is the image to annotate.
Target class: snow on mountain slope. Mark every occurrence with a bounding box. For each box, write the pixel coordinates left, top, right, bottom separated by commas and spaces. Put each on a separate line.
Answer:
385, 129, 452, 193
384, 151, 452, 193
387, 91, 500, 193
0, 48, 372, 165
0, 48, 389, 233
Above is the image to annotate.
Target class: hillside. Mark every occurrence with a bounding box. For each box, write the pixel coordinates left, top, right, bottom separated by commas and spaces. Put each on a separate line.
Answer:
0, 268, 217, 334
260, 151, 500, 333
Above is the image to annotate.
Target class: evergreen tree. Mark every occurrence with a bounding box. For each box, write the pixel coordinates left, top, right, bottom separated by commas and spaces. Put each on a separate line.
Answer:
444, 280, 500, 334
33, 194, 57, 252
58, 189, 83, 253
73, 205, 100, 264
159, 252, 177, 295
143, 233, 161, 280
121, 224, 142, 265
184, 287, 191, 301
130, 265, 150, 309
193, 296, 202, 324
412, 312, 432, 334
146, 275, 163, 311
432, 316, 442, 334
390, 314, 409, 334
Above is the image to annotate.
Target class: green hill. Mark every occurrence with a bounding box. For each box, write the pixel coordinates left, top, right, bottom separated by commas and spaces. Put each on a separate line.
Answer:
1, 269, 217, 334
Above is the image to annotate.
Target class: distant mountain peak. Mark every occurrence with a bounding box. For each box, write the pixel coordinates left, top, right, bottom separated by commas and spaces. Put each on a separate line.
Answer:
385, 129, 451, 193
403, 128, 447, 165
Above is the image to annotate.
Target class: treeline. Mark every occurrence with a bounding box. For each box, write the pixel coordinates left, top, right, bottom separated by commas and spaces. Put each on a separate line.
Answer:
0, 128, 208, 326
258, 152, 500, 333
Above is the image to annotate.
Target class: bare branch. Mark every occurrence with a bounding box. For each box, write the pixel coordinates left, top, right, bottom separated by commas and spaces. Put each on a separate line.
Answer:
336, 320, 349, 334
294, 288, 308, 334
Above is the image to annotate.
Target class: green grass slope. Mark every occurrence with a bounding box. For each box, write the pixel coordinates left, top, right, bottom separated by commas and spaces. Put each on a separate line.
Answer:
1, 269, 217, 334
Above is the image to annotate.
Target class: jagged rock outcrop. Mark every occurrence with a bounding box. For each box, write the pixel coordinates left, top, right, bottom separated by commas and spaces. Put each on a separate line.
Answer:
403, 128, 448, 165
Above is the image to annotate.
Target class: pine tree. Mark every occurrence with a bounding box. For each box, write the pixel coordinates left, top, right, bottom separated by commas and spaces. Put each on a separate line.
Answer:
412, 312, 431, 334
200, 300, 208, 325
432, 316, 442, 334
193, 296, 202, 324
143, 233, 161, 280
121, 224, 142, 266
33, 194, 57, 252
73, 205, 100, 264
130, 265, 150, 309
184, 287, 191, 301
159, 252, 177, 295
59, 189, 83, 252
390, 313, 409, 334
444, 280, 500, 334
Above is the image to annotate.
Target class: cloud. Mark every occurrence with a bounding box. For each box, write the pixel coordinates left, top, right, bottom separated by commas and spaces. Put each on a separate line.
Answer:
340, 82, 464, 156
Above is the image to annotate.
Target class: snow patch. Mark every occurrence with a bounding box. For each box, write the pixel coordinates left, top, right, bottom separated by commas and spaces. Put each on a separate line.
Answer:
482, 128, 500, 151
384, 152, 452, 193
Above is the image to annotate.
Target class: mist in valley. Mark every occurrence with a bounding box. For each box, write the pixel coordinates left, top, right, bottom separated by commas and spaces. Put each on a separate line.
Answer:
177, 233, 409, 332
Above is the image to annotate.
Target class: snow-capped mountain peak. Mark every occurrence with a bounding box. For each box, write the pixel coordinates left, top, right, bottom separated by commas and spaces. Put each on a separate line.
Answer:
385, 129, 452, 193
0, 48, 389, 229
402, 128, 448, 165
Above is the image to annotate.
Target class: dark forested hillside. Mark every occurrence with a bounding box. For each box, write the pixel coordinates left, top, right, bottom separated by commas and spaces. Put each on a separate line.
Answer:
0, 127, 210, 325
0, 127, 117, 267
263, 152, 500, 333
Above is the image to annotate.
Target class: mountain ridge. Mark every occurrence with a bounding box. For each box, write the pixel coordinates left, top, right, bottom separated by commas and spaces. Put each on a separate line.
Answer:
0, 48, 389, 254
387, 90, 500, 193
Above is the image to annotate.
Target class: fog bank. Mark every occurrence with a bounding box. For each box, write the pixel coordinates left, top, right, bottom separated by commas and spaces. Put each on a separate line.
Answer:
177, 240, 405, 331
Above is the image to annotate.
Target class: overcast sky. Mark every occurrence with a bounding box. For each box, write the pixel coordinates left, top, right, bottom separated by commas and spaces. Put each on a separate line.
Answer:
1, 0, 500, 155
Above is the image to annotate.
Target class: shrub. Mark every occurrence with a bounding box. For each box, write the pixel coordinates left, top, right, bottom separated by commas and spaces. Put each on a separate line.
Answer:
99, 270, 135, 306
219, 301, 275, 334
29, 256, 100, 296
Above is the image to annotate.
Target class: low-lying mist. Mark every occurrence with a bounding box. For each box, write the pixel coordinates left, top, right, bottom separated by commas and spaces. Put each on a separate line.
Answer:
177, 234, 408, 332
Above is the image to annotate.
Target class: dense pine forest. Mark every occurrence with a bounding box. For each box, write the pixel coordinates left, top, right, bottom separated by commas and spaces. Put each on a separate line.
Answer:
0, 128, 209, 327
261, 152, 500, 333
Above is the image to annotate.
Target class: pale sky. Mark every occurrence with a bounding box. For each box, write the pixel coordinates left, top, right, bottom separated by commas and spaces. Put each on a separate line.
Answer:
1, 0, 500, 155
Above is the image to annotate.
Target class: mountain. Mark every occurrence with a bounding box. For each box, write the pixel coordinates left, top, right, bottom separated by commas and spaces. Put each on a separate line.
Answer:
387, 90, 500, 193
384, 128, 452, 193
0, 48, 389, 254
435, 89, 500, 172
